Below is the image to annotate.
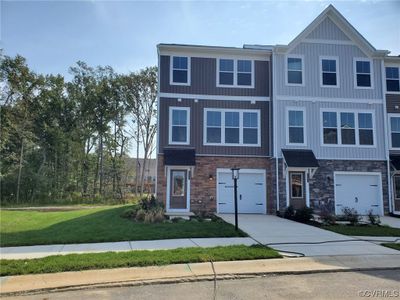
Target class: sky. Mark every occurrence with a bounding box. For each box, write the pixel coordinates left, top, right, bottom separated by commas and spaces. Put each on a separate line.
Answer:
1, 0, 399, 158
2, 0, 400, 79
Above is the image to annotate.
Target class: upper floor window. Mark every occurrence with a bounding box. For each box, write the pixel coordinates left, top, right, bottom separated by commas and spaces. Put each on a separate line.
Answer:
390, 116, 400, 148
204, 109, 260, 146
321, 110, 374, 146
217, 59, 253, 87
386, 67, 400, 92
169, 107, 190, 145
320, 57, 338, 87
287, 109, 305, 145
354, 59, 372, 88
170, 56, 190, 85
286, 56, 303, 85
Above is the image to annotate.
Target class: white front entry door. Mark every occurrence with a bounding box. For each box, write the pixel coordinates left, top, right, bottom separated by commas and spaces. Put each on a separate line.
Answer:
217, 169, 266, 214
334, 172, 382, 215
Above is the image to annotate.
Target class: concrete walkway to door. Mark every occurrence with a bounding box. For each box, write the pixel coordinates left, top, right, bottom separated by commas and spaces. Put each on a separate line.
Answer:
218, 214, 399, 257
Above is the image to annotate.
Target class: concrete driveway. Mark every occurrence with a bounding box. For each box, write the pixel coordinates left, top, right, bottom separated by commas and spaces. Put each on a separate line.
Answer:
218, 214, 399, 256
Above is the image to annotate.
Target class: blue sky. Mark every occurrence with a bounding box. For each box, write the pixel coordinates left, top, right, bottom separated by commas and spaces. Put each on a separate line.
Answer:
2, 0, 400, 80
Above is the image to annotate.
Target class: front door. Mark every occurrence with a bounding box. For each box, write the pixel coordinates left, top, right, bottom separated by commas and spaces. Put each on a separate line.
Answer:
169, 169, 188, 210
393, 175, 400, 212
289, 171, 306, 209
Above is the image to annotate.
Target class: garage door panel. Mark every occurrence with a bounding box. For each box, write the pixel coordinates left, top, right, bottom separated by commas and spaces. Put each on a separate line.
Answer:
335, 173, 382, 216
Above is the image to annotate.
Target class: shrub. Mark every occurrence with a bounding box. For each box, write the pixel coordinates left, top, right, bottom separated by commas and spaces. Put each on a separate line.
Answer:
171, 217, 186, 223
319, 210, 336, 225
367, 210, 381, 226
135, 209, 146, 222
283, 205, 295, 220
139, 195, 164, 211
341, 207, 361, 226
294, 206, 314, 223
120, 206, 139, 219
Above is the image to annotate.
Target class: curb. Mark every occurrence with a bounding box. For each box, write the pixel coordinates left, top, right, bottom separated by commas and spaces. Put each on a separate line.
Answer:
2, 266, 400, 297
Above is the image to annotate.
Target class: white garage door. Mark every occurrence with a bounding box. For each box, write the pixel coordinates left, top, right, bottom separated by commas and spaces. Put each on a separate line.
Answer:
334, 173, 382, 215
217, 169, 266, 214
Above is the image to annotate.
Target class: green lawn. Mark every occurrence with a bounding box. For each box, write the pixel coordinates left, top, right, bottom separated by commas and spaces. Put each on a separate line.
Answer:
321, 224, 400, 237
0, 245, 281, 276
382, 243, 400, 251
0, 206, 246, 247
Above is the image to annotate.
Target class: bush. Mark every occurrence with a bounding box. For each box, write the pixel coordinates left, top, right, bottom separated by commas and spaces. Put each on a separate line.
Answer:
294, 206, 314, 223
171, 217, 186, 223
283, 205, 295, 220
341, 207, 361, 226
139, 195, 164, 211
135, 209, 146, 222
120, 207, 138, 219
367, 210, 381, 226
319, 210, 336, 225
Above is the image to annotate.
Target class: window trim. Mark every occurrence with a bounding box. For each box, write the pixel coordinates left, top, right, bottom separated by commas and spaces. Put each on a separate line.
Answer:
385, 64, 400, 94
216, 58, 255, 88
290, 172, 304, 199
353, 57, 374, 89
285, 54, 305, 87
169, 56, 191, 86
168, 106, 190, 145
285, 107, 307, 146
388, 113, 400, 150
319, 56, 340, 88
320, 108, 376, 148
203, 108, 261, 147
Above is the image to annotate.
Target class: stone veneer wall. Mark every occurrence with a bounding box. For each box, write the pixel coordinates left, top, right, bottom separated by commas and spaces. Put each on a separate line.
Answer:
156, 155, 276, 214
278, 159, 389, 214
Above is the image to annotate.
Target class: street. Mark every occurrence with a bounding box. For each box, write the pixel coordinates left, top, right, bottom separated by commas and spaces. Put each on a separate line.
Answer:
6, 269, 400, 300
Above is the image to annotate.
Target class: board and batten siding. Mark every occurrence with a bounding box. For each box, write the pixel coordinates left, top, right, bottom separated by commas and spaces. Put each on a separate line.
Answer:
275, 43, 383, 99
276, 100, 386, 160
305, 17, 351, 41
386, 94, 400, 113
158, 97, 270, 156
159, 56, 269, 97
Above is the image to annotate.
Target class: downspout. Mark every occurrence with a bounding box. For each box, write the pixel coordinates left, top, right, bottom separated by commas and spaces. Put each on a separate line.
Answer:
381, 59, 392, 214
272, 50, 280, 213
155, 46, 161, 198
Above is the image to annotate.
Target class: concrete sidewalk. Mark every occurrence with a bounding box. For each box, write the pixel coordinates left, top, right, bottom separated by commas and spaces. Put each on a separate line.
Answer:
1, 254, 400, 296
0, 237, 255, 260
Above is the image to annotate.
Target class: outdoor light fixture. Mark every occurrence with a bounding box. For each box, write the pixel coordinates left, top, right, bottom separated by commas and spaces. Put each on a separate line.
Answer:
208, 174, 214, 181
231, 167, 240, 231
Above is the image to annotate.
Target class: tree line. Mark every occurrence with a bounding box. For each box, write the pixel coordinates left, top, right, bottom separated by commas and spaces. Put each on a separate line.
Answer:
0, 53, 157, 205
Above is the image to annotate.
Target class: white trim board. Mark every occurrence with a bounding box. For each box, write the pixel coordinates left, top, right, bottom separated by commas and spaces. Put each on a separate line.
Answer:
159, 92, 269, 102
275, 95, 383, 104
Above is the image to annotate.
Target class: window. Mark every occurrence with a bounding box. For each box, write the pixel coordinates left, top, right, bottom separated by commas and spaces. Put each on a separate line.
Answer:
322, 112, 338, 144
390, 116, 400, 148
172, 171, 185, 197
394, 175, 400, 199
355, 59, 372, 88
290, 173, 303, 198
217, 59, 253, 87
287, 56, 303, 85
287, 109, 305, 144
237, 60, 252, 86
171, 56, 189, 85
169, 107, 190, 144
320, 57, 338, 87
386, 67, 400, 92
322, 111, 374, 146
219, 59, 234, 85
204, 109, 260, 146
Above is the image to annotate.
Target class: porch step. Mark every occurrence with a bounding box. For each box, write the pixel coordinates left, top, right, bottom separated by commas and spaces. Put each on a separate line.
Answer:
165, 212, 195, 220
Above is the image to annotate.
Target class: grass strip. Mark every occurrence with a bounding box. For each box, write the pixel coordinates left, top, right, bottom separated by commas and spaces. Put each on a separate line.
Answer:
321, 225, 400, 237
381, 243, 400, 251
0, 245, 281, 276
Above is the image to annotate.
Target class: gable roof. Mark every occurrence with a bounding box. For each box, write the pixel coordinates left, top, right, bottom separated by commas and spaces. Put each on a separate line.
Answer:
275, 4, 389, 58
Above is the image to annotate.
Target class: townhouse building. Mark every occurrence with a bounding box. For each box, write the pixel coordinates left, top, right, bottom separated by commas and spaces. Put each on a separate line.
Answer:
156, 5, 399, 217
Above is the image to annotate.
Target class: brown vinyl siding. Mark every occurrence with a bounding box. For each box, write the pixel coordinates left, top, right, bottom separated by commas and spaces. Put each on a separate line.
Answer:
386, 94, 400, 113
160, 56, 269, 96
159, 97, 270, 156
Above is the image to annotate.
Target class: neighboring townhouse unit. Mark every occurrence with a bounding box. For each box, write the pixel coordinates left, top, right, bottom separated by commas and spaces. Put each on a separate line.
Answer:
272, 5, 391, 216
156, 5, 398, 217
386, 56, 400, 214
156, 45, 275, 215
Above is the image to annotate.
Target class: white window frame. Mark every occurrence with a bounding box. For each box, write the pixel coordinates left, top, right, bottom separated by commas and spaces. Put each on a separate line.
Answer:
170, 56, 191, 86
388, 113, 400, 150
285, 54, 305, 86
353, 57, 374, 89
319, 56, 340, 88
216, 58, 255, 88
203, 108, 261, 147
385, 64, 400, 94
320, 108, 376, 148
286, 107, 306, 146
169, 106, 190, 145
290, 172, 304, 199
